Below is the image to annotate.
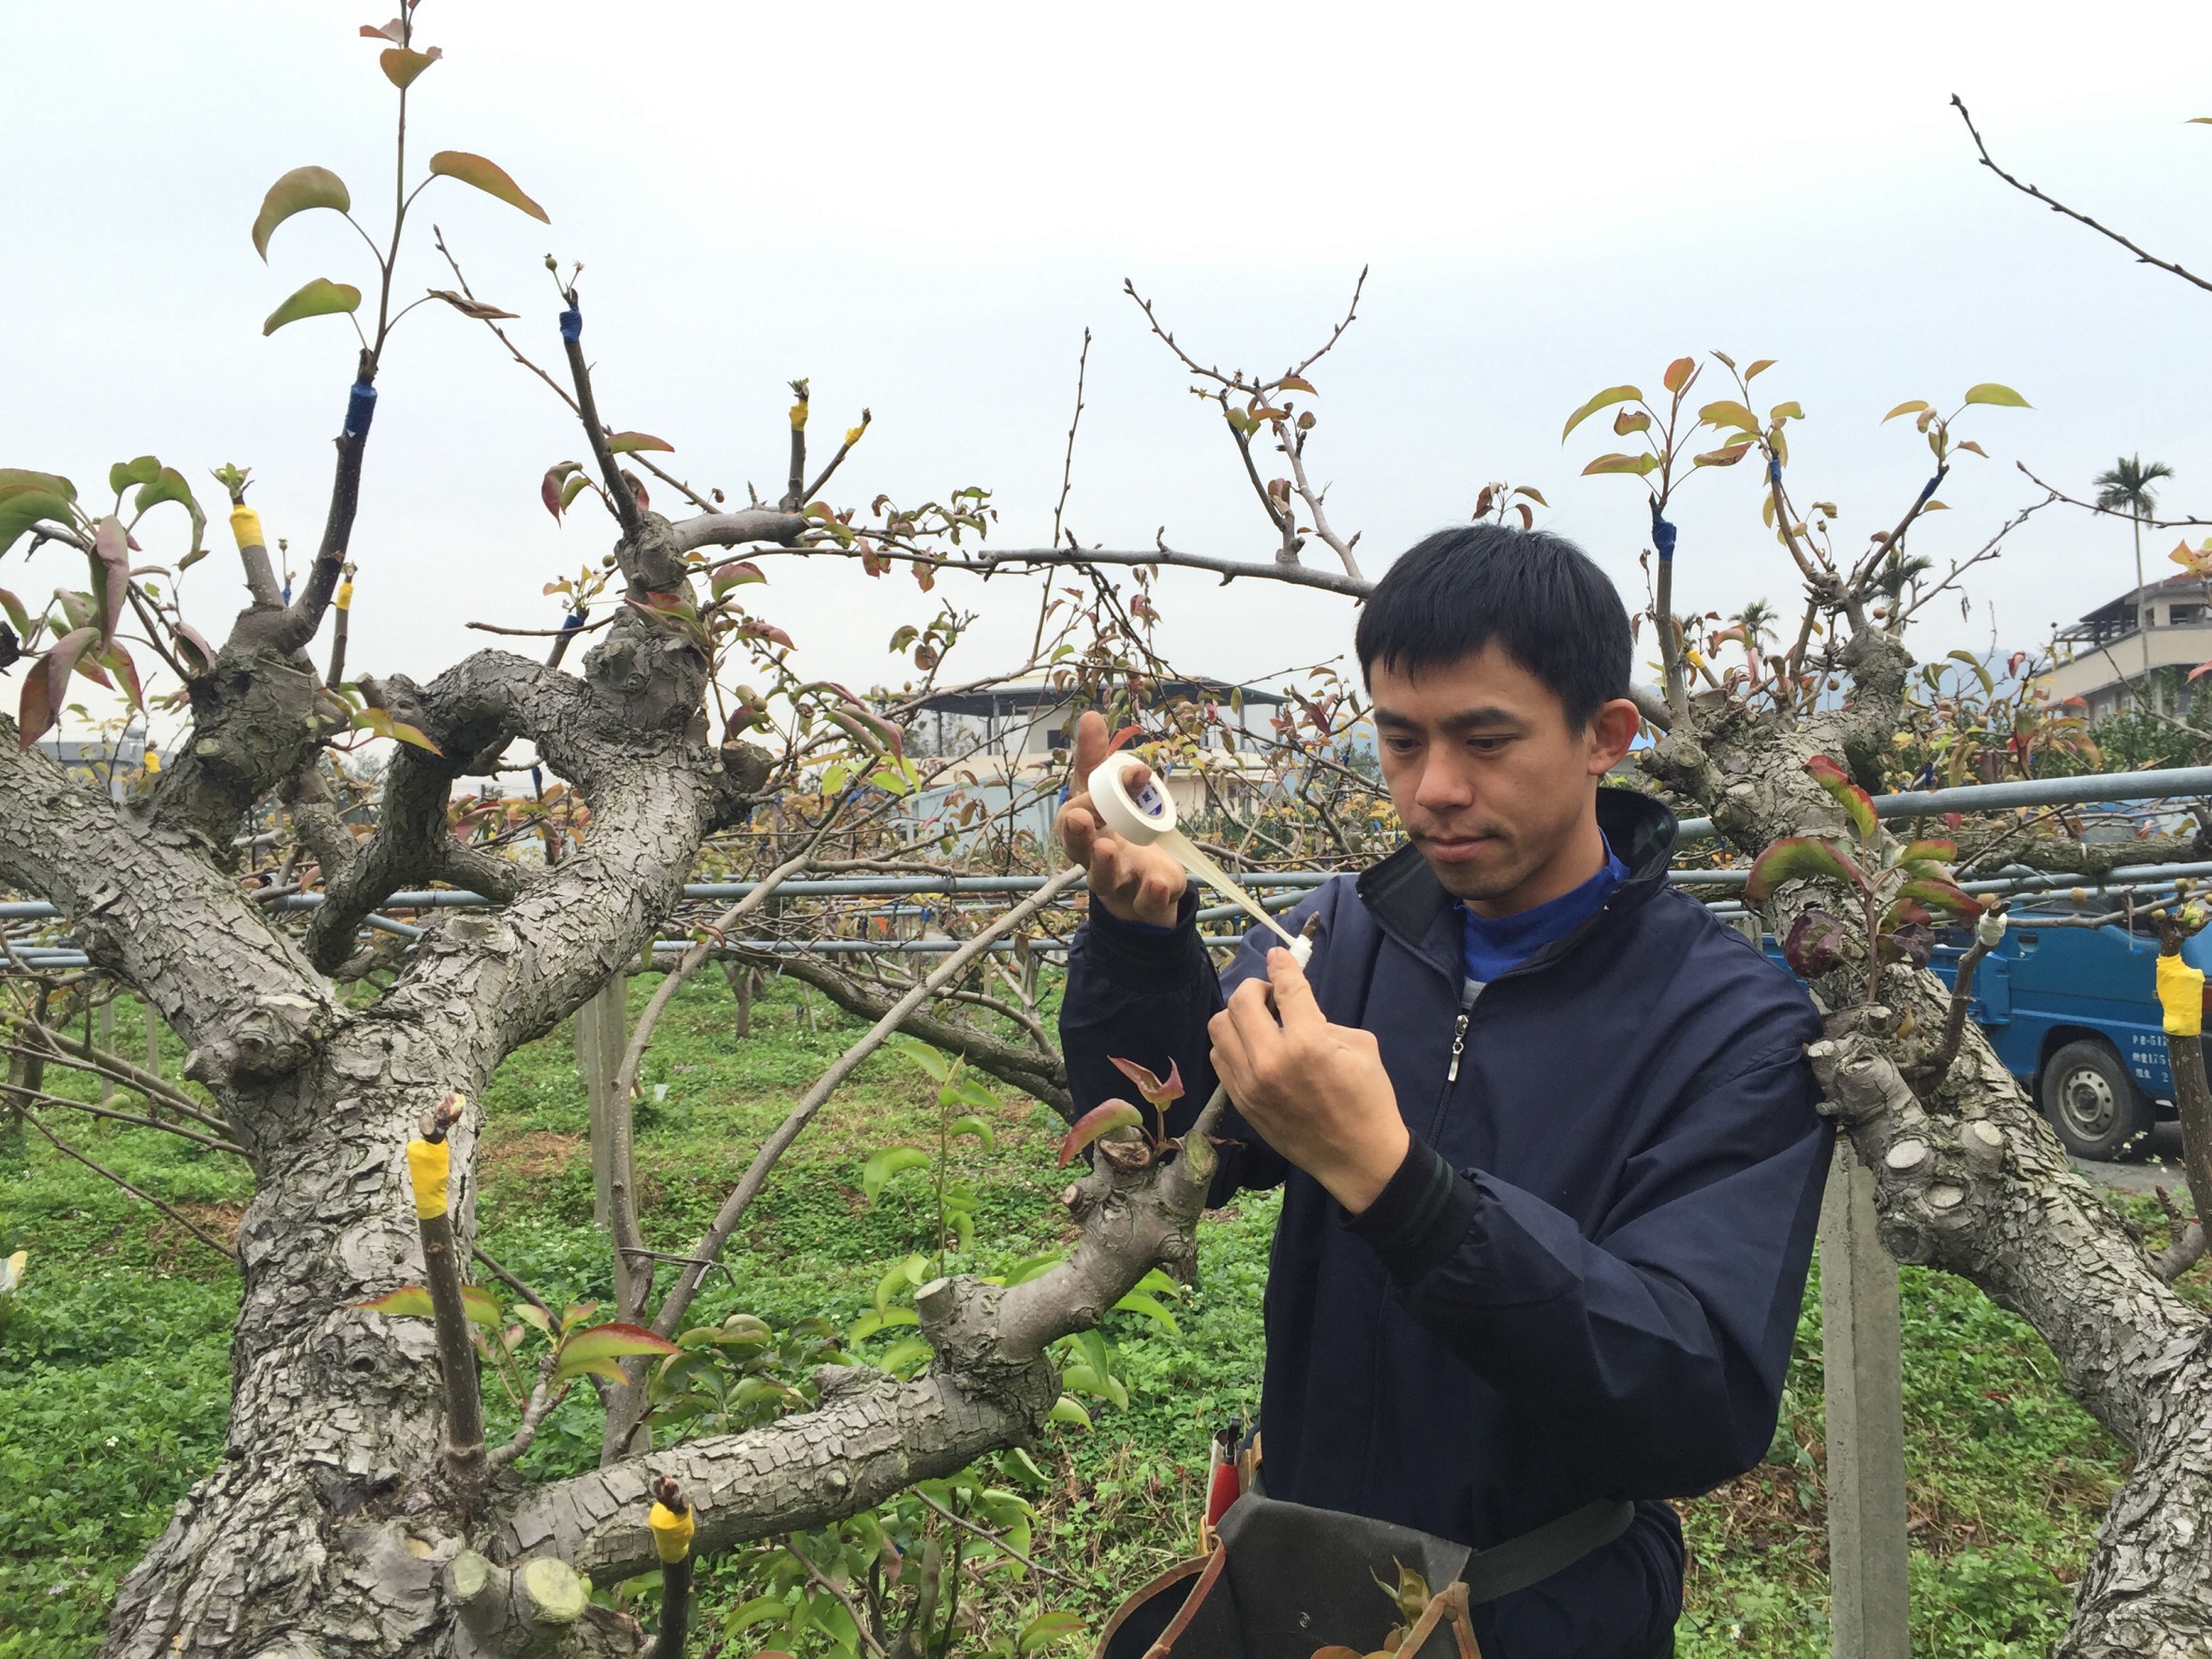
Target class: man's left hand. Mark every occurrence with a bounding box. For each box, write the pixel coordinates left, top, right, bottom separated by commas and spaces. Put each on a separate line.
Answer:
1208, 947, 1411, 1214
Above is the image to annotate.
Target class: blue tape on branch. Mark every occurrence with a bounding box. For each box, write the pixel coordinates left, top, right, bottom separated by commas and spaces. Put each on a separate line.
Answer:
282, 579, 293, 604
1917, 471, 1945, 506
1767, 458, 1782, 487
345, 381, 377, 443
529, 764, 544, 798
560, 609, 585, 634
1650, 504, 1678, 563
559, 306, 582, 343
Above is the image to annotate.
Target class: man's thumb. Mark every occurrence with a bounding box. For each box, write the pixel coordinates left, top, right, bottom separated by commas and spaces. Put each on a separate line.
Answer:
1266, 946, 1321, 1024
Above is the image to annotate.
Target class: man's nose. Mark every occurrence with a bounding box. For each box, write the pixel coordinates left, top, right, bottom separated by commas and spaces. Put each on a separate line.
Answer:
1414, 754, 1475, 811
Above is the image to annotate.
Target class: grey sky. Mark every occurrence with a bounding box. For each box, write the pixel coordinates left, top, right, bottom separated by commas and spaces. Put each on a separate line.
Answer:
8, 2, 2212, 735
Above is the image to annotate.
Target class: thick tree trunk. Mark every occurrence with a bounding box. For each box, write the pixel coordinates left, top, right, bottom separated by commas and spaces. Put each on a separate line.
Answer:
1645, 633, 2212, 1655
105, 1042, 483, 1659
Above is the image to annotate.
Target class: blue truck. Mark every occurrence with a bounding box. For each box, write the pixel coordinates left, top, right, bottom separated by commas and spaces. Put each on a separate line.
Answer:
1767, 910, 2212, 1163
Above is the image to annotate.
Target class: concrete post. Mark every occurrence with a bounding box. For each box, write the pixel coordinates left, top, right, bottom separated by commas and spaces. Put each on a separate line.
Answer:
144, 1001, 162, 1076
1820, 1140, 1911, 1659
577, 976, 627, 1230
97, 997, 114, 1102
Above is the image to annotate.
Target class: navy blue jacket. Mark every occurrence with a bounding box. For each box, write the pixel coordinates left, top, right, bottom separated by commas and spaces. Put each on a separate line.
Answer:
1060, 790, 1830, 1659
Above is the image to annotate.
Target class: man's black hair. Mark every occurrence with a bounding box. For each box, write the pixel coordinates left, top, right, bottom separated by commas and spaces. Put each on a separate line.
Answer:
1353, 523, 1631, 729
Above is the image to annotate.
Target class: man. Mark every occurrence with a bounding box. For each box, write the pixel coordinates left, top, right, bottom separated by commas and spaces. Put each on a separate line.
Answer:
1056, 524, 1831, 1659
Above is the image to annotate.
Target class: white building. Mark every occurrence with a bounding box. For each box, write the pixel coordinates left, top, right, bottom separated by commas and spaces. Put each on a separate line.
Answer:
2038, 575, 2212, 720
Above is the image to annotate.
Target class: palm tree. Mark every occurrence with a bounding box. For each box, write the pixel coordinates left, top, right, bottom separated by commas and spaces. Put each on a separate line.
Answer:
2093, 454, 2176, 699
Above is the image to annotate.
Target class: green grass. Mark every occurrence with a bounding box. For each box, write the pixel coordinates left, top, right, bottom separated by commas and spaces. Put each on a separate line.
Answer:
0, 974, 2142, 1655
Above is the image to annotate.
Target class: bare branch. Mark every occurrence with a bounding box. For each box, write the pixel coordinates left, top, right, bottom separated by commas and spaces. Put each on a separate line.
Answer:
1954, 95, 2212, 297
18, 1107, 232, 1257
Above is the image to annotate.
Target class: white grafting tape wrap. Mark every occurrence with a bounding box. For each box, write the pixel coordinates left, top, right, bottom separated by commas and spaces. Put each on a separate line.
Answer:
1086, 751, 1310, 963
1087, 750, 1178, 843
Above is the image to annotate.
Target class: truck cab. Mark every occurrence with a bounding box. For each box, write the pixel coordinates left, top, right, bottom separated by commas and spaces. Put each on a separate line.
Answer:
1766, 907, 2211, 1161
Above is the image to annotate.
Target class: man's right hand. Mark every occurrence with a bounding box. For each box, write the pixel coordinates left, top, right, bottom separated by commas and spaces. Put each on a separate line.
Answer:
1055, 710, 1188, 927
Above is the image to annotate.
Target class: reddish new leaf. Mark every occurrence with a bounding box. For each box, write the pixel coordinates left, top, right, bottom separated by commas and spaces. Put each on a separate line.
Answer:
541, 461, 582, 521
90, 516, 129, 642
16, 626, 99, 749
1057, 1099, 1145, 1167
1743, 834, 1865, 903
1895, 878, 1983, 920
553, 1321, 680, 1386
1109, 1056, 1185, 1110
1804, 754, 1878, 841
1781, 909, 1851, 977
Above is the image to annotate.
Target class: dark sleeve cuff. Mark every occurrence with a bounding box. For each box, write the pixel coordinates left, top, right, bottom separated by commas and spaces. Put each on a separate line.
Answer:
1078, 884, 1204, 986
1345, 1138, 1481, 1286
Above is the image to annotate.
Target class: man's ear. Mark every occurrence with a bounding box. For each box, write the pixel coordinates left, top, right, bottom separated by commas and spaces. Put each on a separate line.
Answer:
1585, 697, 1643, 776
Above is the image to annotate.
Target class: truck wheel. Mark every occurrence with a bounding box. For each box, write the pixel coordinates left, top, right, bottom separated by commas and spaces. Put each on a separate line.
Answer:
2040, 1040, 2155, 1162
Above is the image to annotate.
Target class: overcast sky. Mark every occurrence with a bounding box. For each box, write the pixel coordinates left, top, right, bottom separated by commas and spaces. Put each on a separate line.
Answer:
8, 2, 2212, 738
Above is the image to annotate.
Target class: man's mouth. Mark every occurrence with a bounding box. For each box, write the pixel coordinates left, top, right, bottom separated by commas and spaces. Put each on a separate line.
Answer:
1417, 830, 1502, 863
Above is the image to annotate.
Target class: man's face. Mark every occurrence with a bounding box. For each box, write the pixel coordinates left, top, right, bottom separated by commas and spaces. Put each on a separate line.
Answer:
1368, 646, 1638, 914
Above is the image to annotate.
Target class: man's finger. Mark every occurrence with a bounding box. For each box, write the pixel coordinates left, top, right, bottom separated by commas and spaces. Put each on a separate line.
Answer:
1222, 975, 1285, 1054
1208, 1002, 1257, 1094
1265, 947, 1324, 1030
1069, 709, 1110, 791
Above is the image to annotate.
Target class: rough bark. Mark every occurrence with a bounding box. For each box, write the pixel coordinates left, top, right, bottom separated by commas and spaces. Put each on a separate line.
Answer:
495, 1125, 1209, 1584
1644, 626, 2212, 1656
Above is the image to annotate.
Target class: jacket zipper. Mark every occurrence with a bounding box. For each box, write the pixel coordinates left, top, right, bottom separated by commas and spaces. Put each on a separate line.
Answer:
1445, 978, 1481, 1083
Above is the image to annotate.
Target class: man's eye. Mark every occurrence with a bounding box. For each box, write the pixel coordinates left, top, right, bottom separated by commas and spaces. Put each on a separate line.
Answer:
1382, 737, 1420, 755
1467, 737, 1511, 755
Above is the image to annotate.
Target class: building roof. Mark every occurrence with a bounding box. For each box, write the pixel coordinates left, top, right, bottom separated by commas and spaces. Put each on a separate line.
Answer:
911, 676, 1286, 717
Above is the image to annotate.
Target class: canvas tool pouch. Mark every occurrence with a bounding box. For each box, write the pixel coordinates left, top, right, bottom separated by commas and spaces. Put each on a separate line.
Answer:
1095, 1492, 1633, 1659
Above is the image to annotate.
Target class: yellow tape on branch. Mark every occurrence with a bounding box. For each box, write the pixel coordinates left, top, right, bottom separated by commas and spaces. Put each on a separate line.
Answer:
2159, 954, 2205, 1037
648, 1500, 695, 1564
335, 580, 354, 611
406, 1138, 450, 1220
229, 506, 266, 551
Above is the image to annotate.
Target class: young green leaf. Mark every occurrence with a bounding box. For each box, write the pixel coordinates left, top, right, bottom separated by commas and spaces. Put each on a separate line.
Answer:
251, 166, 351, 260
427, 152, 551, 223
1743, 835, 1865, 903
553, 1321, 679, 1385
0, 481, 81, 559
723, 1596, 793, 1635
1019, 1611, 1086, 1653
947, 1113, 996, 1152
1047, 1395, 1093, 1430
1580, 452, 1659, 477
379, 45, 441, 88
353, 1285, 435, 1318
605, 432, 675, 455
861, 1145, 932, 1201
262, 278, 363, 337
460, 1285, 502, 1329
1881, 400, 1930, 422
133, 468, 206, 561
847, 1306, 920, 1343
1111, 1291, 1181, 1335
1698, 399, 1760, 433
1056, 1099, 1144, 1166
1661, 356, 1698, 395
1962, 382, 2030, 409
109, 456, 161, 494
885, 1032, 952, 1082
1561, 386, 1643, 442
877, 1336, 933, 1373
352, 705, 445, 755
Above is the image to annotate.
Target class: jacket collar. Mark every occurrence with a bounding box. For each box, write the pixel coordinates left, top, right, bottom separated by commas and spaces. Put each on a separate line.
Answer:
1354, 787, 1680, 982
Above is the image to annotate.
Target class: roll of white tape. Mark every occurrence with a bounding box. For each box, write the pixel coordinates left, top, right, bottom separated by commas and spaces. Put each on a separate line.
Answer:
1087, 750, 1176, 844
